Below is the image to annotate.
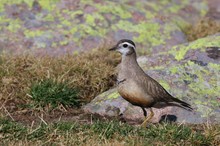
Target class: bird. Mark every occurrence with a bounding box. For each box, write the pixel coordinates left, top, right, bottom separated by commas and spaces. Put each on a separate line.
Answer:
109, 39, 192, 127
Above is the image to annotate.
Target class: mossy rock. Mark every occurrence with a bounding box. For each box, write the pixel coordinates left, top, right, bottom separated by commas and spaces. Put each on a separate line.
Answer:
84, 34, 220, 124
0, 0, 208, 55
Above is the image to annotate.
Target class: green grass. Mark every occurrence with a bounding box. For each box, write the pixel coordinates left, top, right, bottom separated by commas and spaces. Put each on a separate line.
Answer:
0, 118, 219, 146
30, 79, 80, 109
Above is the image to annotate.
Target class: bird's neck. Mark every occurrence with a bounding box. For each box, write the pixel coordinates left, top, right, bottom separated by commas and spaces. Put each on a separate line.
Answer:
119, 52, 144, 79
121, 52, 137, 66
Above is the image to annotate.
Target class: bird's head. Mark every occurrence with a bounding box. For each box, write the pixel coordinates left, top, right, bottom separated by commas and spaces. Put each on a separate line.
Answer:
109, 39, 136, 56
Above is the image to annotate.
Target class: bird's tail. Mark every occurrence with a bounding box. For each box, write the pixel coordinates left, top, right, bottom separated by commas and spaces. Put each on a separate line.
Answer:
170, 97, 193, 111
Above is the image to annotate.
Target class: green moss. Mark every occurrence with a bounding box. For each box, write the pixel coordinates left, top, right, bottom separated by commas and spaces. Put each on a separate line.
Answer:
182, 61, 219, 114
208, 63, 220, 71
113, 20, 164, 46
69, 27, 77, 34
70, 10, 84, 18
107, 92, 120, 100
44, 13, 55, 21
85, 14, 95, 25
169, 35, 220, 61
145, 0, 189, 14
61, 19, 72, 27
79, 25, 96, 36
173, 46, 188, 61
0, 0, 60, 12
0, 0, 32, 12
134, 23, 165, 46
62, 30, 70, 36
166, 0, 189, 13
167, 5, 183, 13
159, 80, 170, 91
112, 20, 133, 32
145, 11, 155, 19
51, 42, 57, 47
95, 3, 132, 19
166, 59, 220, 117
6, 19, 21, 33
169, 66, 180, 74
38, 0, 59, 11
146, 2, 161, 11
77, 23, 106, 38
207, 63, 220, 93
0, 15, 10, 24
67, 12, 107, 38
24, 29, 44, 38
59, 40, 68, 46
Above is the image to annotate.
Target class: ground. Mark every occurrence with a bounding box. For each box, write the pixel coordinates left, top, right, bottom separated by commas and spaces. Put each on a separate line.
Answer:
0, 0, 220, 145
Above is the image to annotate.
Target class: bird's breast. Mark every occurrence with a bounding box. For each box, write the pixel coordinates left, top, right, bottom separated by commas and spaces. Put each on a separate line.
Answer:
117, 80, 154, 107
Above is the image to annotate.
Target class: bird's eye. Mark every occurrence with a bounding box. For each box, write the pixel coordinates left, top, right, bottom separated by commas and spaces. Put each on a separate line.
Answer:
123, 44, 128, 48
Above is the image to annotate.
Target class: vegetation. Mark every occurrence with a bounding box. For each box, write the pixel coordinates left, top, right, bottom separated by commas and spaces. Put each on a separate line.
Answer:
0, 47, 120, 111
0, 0, 220, 143
0, 118, 219, 146
184, 17, 220, 41
30, 79, 80, 109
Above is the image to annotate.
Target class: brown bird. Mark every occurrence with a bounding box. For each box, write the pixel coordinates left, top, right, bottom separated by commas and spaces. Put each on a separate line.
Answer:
109, 39, 192, 127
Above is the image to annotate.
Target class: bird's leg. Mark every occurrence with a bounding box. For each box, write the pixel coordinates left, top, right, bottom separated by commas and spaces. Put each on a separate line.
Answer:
141, 108, 147, 127
141, 108, 154, 127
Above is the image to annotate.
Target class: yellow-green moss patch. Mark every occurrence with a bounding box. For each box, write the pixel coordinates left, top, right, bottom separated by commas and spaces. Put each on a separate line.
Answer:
169, 35, 220, 61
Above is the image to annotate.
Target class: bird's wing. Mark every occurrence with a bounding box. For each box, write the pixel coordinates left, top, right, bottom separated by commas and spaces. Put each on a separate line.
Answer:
141, 75, 192, 110
142, 75, 172, 102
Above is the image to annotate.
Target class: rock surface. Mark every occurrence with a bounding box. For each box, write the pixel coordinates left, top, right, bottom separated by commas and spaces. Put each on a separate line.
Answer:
0, 0, 212, 55
84, 34, 220, 124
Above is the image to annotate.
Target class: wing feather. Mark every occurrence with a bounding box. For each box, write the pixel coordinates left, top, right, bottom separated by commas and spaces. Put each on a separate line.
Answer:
141, 75, 192, 110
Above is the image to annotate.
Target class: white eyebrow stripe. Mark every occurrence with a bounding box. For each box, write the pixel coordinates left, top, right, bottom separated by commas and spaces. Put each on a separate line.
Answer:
121, 42, 135, 49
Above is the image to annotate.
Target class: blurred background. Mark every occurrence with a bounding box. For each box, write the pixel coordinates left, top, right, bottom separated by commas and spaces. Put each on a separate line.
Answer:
0, 0, 219, 56
0, 1, 220, 145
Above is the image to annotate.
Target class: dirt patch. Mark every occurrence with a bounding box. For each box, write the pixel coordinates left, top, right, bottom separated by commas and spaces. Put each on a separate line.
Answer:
1, 106, 93, 126
1, 102, 142, 126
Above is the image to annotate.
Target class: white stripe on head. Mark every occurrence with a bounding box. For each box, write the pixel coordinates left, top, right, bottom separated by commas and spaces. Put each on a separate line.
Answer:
120, 42, 135, 49
118, 42, 135, 55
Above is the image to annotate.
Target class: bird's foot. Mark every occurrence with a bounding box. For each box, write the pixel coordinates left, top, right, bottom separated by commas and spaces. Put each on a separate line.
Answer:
140, 117, 151, 128
140, 121, 149, 128
140, 108, 154, 128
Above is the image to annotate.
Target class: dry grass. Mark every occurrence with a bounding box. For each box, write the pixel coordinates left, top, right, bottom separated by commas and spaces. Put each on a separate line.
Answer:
0, 47, 120, 110
185, 17, 220, 41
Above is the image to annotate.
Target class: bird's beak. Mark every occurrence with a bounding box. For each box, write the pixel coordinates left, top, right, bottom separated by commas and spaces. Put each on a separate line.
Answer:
109, 45, 117, 51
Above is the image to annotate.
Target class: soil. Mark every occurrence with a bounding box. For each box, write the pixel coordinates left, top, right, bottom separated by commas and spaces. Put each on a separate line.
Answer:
1, 101, 140, 126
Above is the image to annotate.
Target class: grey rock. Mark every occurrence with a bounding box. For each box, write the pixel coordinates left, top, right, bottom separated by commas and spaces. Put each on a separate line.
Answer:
83, 34, 220, 124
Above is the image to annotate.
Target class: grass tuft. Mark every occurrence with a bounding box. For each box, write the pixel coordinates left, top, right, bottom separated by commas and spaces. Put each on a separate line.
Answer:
0, 118, 27, 140
30, 79, 80, 108
185, 17, 220, 41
